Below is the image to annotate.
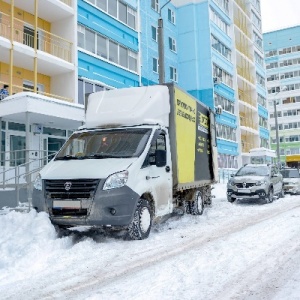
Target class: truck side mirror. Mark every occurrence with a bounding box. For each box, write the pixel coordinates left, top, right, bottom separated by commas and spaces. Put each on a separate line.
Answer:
155, 149, 166, 167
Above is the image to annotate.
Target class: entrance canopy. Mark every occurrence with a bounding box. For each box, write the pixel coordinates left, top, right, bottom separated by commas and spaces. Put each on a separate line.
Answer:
0, 92, 84, 129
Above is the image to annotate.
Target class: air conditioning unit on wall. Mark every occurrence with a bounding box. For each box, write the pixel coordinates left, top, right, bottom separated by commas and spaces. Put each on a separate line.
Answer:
213, 77, 221, 85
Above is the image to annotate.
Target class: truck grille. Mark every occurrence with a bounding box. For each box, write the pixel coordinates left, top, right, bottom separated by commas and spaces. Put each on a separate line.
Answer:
45, 179, 100, 199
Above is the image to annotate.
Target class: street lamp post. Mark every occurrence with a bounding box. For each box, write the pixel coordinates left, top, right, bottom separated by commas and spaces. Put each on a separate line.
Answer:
273, 86, 287, 165
158, 0, 171, 84
273, 100, 280, 163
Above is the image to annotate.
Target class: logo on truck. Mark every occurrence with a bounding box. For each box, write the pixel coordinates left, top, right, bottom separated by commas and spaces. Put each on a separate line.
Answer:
64, 182, 72, 191
198, 112, 208, 134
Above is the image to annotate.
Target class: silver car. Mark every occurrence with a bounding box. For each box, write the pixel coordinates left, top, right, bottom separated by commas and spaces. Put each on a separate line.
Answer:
227, 164, 284, 203
280, 168, 300, 195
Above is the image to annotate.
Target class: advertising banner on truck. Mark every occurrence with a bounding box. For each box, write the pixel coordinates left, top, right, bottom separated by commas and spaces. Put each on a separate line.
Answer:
174, 87, 213, 184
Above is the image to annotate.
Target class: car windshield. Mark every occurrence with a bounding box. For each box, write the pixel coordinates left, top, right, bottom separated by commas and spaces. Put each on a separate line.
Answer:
55, 128, 152, 160
280, 169, 300, 178
235, 166, 269, 176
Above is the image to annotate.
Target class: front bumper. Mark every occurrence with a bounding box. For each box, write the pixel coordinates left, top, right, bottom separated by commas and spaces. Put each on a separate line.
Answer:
227, 187, 268, 200
32, 185, 140, 227
283, 185, 300, 194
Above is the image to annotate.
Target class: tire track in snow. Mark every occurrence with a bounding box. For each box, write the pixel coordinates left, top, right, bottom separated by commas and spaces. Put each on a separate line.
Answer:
54, 203, 300, 299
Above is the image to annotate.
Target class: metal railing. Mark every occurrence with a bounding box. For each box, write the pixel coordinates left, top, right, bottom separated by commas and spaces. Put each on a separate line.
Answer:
0, 150, 55, 208
0, 12, 72, 63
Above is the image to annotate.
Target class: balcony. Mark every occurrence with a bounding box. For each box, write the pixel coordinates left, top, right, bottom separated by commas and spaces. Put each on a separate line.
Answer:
235, 0, 248, 16
238, 89, 256, 107
0, 12, 72, 63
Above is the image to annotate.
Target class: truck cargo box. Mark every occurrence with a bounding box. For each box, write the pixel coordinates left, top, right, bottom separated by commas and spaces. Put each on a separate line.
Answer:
85, 83, 217, 190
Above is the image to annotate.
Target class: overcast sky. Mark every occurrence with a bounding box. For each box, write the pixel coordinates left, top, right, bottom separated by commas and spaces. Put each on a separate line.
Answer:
261, 0, 300, 33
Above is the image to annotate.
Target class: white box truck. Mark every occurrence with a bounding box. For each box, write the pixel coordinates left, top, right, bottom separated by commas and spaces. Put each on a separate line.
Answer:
32, 83, 219, 239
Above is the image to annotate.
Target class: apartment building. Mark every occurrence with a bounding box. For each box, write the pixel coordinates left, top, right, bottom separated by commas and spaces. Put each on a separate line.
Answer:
0, 0, 83, 171
264, 25, 300, 161
142, 0, 268, 169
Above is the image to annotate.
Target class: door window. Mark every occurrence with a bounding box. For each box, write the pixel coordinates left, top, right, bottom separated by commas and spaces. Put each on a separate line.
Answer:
10, 135, 26, 166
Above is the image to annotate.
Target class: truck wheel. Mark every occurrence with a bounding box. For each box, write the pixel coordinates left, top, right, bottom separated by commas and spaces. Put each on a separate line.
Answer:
227, 196, 235, 203
266, 188, 274, 203
190, 190, 204, 215
126, 199, 152, 240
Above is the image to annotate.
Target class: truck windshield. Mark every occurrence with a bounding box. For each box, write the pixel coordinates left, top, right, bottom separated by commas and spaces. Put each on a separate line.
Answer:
55, 128, 152, 160
235, 166, 269, 176
280, 169, 300, 178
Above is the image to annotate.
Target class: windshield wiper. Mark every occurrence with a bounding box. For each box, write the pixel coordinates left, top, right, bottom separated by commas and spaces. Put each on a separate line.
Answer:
85, 153, 121, 159
55, 155, 78, 160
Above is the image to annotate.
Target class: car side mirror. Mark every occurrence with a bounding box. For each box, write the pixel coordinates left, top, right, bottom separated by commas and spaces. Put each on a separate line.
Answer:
155, 149, 166, 167
230, 174, 234, 177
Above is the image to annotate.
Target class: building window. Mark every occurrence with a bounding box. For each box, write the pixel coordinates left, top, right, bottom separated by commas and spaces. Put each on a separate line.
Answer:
153, 57, 158, 73
211, 35, 231, 60
85, 0, 137, 30
210, 8, 229, 35
170, 66, 177, 82
168, 37, 176, 52
151, 26, 157, 41
168, 8, 176, 24
78, 24, 138, 72
214, 93, 234, 114
213, 64, 233, 87
151, 0, 159, 12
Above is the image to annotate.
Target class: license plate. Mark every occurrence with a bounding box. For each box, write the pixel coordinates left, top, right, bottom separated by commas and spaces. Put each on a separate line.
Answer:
53, 200, 81, 209
238, 189, 250, 193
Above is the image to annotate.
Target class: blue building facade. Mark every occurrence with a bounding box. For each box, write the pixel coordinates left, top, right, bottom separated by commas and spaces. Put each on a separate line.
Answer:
77, 0, 140, 104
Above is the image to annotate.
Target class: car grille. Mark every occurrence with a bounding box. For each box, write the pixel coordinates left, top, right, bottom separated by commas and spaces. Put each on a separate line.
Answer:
235, 183, 255, 188
45, 179, 100, 200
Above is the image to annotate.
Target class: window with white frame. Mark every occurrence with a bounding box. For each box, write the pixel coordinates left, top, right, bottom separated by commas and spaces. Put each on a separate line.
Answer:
254, 51, 264, 66
213, 0, 229, 13
214, 93, 234, 114
168, 37, 176, 52
77, 24, 138, 72
168, 8, 176, 24
151, 26, 157, 41
211, 35, 231, 60
253, 31, 262, 49
151, 0, 159, 12
85, 0, 137, 30
153, 57, 158, 73
209, 8, 229, 35
213, 64, 233, 87
170, 66, 177, 82
256, 72, 265, 87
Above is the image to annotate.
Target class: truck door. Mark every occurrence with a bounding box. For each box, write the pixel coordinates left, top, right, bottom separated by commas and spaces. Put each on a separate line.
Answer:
146, 131, 173, 216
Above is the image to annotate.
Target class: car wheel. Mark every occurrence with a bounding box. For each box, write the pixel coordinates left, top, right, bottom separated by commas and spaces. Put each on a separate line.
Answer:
279, 187, 285, 198
227, 196, 235, 203
126, 199, 152, 240
266, 188, 274, 203
190, 190, 204, 215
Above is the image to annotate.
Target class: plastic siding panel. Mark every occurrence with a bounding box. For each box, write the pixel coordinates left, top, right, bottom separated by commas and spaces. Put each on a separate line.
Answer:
217, 139, 239, 156
214, 84, 235, 101
263, 26, 300, 51
256, 84, 267, 97
259, 127, 270, 139
255, 64, 266, 77
78, 52, 139, 88
212, 51, 234, 75
217, 112, 237, 128
258, 105, 268, 119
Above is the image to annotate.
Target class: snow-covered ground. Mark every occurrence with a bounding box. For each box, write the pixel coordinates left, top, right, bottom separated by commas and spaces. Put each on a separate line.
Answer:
1, 184, 300, 300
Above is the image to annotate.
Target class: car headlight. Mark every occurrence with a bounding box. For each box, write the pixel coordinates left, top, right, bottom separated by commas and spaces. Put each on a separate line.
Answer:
34, 173, 42, 191
255, 180, 266, 186
103, 170, 128, 190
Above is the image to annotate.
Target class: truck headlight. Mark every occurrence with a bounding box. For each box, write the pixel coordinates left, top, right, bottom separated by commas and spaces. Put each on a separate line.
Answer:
34, 173, 42, 191
103, 170, 128, 190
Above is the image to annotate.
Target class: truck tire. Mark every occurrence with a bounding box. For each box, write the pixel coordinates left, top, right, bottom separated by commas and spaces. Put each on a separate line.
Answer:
227, 196, 235, 203
190, 190, 204, 215
126, 199, 152, 240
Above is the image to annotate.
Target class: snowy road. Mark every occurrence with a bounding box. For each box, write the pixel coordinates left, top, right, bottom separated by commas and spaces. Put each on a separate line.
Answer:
1, 184, 300, 300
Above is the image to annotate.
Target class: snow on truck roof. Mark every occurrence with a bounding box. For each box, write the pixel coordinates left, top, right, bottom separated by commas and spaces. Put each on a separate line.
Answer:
84, 85, 170, 128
